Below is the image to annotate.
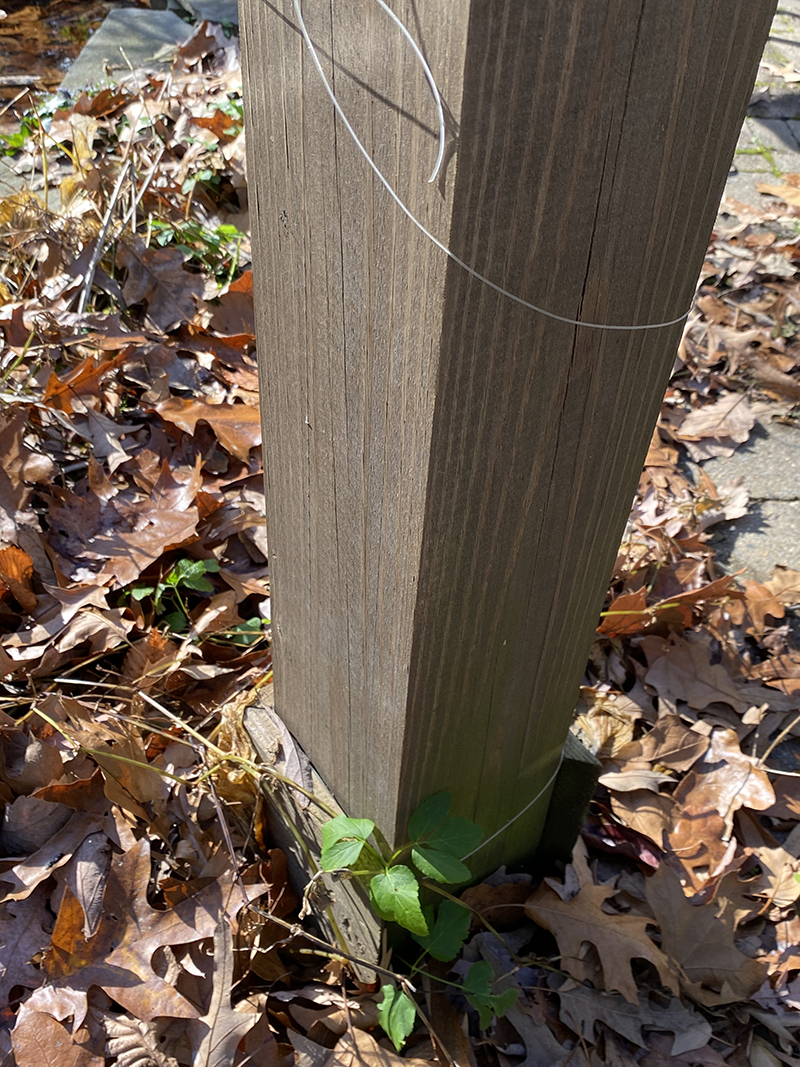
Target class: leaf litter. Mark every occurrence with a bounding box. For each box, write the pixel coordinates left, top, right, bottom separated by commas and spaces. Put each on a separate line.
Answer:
3, 19, 800, 1067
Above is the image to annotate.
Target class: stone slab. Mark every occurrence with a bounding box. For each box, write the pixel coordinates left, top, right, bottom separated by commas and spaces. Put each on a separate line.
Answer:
701, 418, 800, 502
707, 500, 800, 584
697, 419, 800, 583
60, 9, 193, 91
179, 0, 239, 25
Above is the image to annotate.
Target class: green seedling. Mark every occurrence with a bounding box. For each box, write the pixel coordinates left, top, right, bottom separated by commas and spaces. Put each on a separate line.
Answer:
319, 792, 517, 1049
129, 557, 221, 632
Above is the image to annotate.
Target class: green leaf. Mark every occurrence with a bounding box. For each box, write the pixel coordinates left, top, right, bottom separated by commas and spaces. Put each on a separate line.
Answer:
170, 558, 209, 585
320, 837, 367, 870
427, 817, 483, 858
321, 814, 375, 848
408, 792, 451, 841
492, 988, 519, 1019
369, 866, 428, 936
411, 900, 471, 961
378, 986, 417, 1051
161, 610, 189, 633
180, 574, 215, 594
131, 585, 154, 601
411, 845, 471, 884
462, 962, 518, 1030
228, 618, 264, 646
319, 814, 375, 871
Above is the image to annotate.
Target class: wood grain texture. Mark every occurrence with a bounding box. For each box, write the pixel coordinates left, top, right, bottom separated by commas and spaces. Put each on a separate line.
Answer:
241, 0, 776, 874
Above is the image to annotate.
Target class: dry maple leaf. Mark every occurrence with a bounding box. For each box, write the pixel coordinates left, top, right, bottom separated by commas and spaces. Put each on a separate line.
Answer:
643, 862, 768, 1006
33, 838, 265, 1028
525, 845, 679, 1003
155, 396, 262, 463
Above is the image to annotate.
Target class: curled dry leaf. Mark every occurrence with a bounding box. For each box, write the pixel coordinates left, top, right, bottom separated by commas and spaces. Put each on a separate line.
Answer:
671, 728, 775, 839
103, 1013, 180, 1067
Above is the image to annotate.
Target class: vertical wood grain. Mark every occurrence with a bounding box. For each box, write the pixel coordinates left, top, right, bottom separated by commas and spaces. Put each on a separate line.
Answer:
241, 0, 776, 873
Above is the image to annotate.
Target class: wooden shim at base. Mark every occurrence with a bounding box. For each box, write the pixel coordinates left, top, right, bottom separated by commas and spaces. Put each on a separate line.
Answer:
240, 0, 776, 876
243, 691, 381, 980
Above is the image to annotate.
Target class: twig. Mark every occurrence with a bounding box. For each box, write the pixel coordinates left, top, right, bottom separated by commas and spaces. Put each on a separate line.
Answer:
756, 709, 800, 769
76, 157, 132, 314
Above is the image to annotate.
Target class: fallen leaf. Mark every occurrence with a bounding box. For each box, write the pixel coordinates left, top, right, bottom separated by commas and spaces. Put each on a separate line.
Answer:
35, 838, 265, 1027
557, 986, 711, 1056
643, 862, 768, 1005
764, 565, 800, 605
103, 1014, 180, 1067
329, 1028, 431, 1067
526, 846, 679, 1003
0, 886, 51, 1005
117, 239, 208, 332
671, 728, 775, 838
644, 635, 798, 714
156, 396, 262, 463
728, 580, 786, 639
11, 1008, 102, 1067
756, 182, 800, 207
188, 921, 257, 1067
676, 393, 755, 447
639, 715, 709, 772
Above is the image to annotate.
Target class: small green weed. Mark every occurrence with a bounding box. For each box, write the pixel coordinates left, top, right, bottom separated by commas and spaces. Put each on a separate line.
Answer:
128, 557, 221, 633
319, 793, 518, 1050
149, 218, 244, 282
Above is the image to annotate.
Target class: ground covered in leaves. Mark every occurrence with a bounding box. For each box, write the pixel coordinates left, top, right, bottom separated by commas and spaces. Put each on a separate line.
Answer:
3, 21, 800, 1067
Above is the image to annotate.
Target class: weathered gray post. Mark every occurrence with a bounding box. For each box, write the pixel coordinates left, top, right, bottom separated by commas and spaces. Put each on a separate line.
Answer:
240, 0, 774, 888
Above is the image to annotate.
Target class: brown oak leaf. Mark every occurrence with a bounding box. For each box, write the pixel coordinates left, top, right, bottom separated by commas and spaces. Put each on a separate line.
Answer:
32, 838, 265, 1029
525, 844, 679, 1003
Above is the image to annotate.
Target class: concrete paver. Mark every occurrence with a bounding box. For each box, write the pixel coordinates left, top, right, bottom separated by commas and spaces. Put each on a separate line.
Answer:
697, 419, 800, 582
179, 0, 239, 25
60, 9, 194, 91
714, 6, 800, 584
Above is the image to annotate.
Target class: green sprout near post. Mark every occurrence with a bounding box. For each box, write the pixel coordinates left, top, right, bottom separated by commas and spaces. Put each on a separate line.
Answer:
319, 793, 518, 1050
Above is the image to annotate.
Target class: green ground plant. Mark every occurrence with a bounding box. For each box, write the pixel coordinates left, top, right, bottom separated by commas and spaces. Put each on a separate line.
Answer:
319, 793, 518, 1050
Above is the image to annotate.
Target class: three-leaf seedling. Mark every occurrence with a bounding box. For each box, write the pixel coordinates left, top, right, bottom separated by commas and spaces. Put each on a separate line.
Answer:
130, 557, 220, 632
319, 792, 518, 1050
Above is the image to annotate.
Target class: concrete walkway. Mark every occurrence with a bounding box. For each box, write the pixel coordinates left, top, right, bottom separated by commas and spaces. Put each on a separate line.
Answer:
709, 3, 800, 583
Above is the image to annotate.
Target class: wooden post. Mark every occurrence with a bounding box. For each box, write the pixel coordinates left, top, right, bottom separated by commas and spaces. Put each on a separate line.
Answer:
240, 0, 775, 876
